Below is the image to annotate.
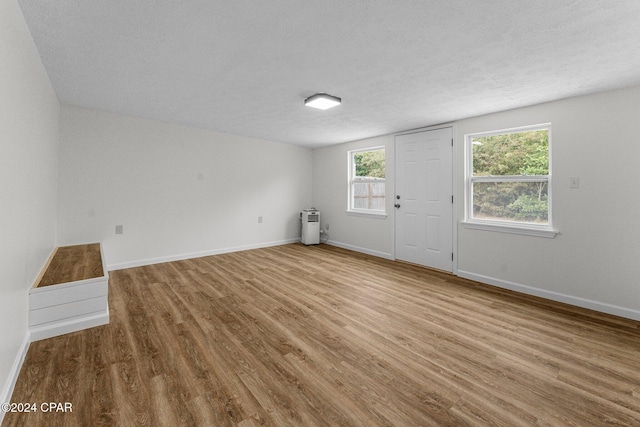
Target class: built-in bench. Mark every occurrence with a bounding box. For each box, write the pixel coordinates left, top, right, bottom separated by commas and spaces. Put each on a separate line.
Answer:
29, 243, 109, 341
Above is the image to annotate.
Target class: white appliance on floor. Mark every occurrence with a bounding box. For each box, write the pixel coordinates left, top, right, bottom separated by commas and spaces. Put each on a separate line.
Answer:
300, 209, 320, 245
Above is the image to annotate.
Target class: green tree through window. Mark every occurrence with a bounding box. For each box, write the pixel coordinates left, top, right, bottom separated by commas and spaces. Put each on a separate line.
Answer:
349, 148, 385, 212
469, 127, 550, 224
354, 150, 385, 179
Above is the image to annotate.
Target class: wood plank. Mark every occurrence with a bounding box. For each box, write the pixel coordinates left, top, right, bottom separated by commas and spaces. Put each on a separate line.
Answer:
31, 246, 58, 289
36, 243, 104, 288
4, 243, 640, 426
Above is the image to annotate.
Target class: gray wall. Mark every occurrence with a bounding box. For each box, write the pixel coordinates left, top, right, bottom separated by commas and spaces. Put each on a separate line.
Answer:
0, 0, 60, 407
313, 85, 640, 320
456, 86, 640, 319
58, 106, 313, 269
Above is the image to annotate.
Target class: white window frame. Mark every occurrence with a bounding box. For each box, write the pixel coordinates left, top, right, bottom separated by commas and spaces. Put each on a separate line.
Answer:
462, 124, 558, 238
347, 146, 386, 217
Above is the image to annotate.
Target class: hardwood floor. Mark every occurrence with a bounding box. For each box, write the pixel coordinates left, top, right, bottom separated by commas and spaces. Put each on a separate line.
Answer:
4, 243, 640, 426
36, 243, 103, 288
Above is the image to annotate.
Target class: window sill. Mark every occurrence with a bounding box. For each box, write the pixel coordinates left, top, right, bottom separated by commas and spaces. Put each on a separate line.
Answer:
346, 210, 388, 219
461, 220, 559, 238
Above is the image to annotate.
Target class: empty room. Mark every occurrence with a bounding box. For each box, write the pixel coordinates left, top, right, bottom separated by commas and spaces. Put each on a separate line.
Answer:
2, 0, 640, 426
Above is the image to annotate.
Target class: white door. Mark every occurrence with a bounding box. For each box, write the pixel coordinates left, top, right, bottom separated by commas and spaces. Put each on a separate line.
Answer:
395, 127, 453, 272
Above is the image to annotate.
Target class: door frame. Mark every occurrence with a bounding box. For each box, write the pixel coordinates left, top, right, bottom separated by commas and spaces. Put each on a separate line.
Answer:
393, 123, 458, 275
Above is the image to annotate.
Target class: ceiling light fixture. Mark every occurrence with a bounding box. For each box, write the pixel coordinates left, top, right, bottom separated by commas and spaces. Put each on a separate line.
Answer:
304, 93, 341, 110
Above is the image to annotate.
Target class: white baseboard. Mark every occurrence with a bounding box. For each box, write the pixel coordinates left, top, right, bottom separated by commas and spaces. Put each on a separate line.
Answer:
107, 238, 299, 271
29, 309, 110, 342
457, 270, 640, 321
0, 332, 30, 422
323, 240, 394, 260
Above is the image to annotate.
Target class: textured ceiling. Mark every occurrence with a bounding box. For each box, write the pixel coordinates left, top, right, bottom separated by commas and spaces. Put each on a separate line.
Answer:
17, 0, 640, 147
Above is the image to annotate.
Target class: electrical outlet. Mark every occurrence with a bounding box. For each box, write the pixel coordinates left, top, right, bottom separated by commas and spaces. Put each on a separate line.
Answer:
325, 223, 329, 231
258, 216, 263, 223
569, 176, 580, 189
115, 225, 123, 235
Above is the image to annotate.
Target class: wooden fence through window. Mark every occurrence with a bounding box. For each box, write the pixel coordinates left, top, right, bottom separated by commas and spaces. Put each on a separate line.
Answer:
353, 181, 385, 211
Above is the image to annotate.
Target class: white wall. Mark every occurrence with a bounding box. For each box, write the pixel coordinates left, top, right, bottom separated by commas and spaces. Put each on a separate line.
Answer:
312, 85, 640, 320
58, 106, 313, 269
0, 0, 60, 408
455, 86, 640, 319
312, 134, 394, 259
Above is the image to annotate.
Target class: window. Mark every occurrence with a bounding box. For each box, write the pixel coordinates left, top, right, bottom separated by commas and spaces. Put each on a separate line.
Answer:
348, 147, 385, 214
464, 124, 557, 237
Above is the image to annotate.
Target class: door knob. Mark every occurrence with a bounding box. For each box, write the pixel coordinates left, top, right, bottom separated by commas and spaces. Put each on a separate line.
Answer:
394, 203, 401, 209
